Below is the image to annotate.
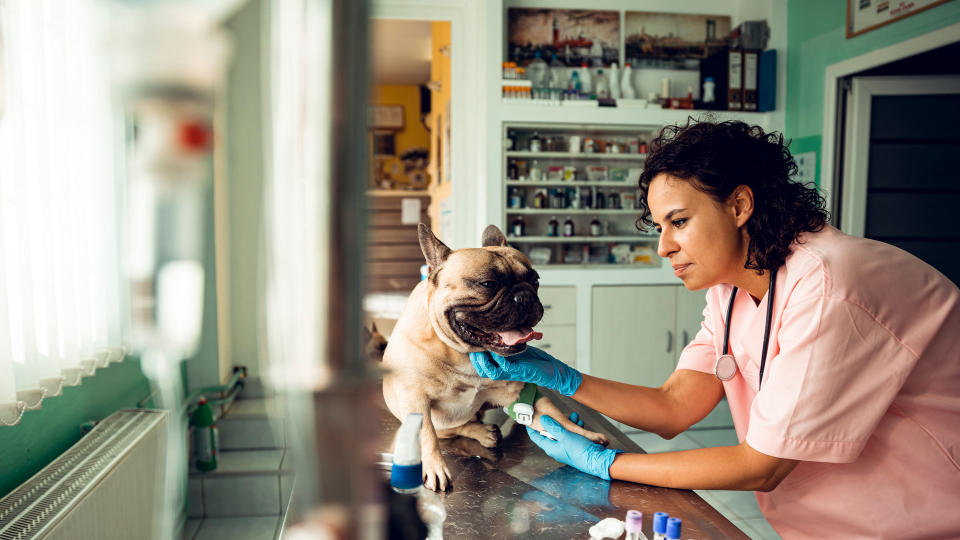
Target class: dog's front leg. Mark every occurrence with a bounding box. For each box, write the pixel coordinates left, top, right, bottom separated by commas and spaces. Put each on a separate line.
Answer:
419, 404, 452, 491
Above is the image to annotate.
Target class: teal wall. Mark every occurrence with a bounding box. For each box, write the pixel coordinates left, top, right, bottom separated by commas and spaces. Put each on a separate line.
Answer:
785, 0, 960, 183
0, 358, 151, 497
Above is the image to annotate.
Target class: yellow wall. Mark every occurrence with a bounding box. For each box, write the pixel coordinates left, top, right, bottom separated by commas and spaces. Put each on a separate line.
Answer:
428, 21, 452, 231
370, 85, 430, 187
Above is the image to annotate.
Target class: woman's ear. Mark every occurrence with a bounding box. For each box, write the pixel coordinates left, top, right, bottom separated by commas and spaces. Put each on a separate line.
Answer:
731, 185, 755, 227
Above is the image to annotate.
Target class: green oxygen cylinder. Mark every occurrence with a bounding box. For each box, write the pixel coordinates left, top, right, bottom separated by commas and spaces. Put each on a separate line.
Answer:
193, 397, 218, 471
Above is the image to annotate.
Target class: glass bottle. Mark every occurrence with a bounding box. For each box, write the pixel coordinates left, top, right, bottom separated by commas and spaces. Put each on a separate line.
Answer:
529, 131, 542, 152
547, 216, 559, 237
562, 218, 575, 237
530, 159, 542, 182
508, 160, 518, 180
590, 218, 602, 236
533, 189, 547, 209
609, 191, 621, 209
511, 216, 525, 237
595, 189, 606, 209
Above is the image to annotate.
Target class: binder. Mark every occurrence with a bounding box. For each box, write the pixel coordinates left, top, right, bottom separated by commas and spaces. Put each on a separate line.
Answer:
742, 50, 759, 111
727, 49, 743, 111
757, 49, 777, 112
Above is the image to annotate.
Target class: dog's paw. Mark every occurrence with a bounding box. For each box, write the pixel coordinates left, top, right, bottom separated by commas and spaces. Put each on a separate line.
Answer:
476, 423, 502, 448
422, 452, 452, 492
584, 430, 609, 447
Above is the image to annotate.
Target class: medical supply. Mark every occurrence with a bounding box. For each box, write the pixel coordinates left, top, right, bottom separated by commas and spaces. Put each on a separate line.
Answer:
569, 135, 582, 153
590, 218, 602, 237
715, 269, 778, 389
621, 64, 637, 99
594, 69, 610, 98
703, 77, 716, 104
584, 137, 596, 153
192, 397, 218, 471
564, 165, 577, 182
533, 189, 547, 209
547, 217, 559, 237
530, 160, 542, 181
391, 413, 446, 538
563, 218, 575, 237
529, 132, 543, 152
511, 216, 526, 237
589, 517, 625, 539
625, 510, 644, 540
666, 517, 681, 540
653, 512, 668, 540
609, 63, 620, 99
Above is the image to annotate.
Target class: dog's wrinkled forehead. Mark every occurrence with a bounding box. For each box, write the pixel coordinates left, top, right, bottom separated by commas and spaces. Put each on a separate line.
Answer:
434, 247, 533, 287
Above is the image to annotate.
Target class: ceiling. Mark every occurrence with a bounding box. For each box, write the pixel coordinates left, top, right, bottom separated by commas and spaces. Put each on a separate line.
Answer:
370, 19, 433, 86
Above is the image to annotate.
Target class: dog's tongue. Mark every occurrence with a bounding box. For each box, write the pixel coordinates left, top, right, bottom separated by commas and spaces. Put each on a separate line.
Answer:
496, 327, 543, 346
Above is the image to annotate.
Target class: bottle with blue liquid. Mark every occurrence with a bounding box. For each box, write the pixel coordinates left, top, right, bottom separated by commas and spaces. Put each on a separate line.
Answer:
392, 413, 446, 539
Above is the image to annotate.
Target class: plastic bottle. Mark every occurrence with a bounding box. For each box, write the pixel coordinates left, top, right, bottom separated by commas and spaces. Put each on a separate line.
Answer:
625, 510, 643, 540
193, 397, 218, 471
547, 216, 559, 237
529, 160, 542, 182
652, 512, 668, 540
526, 51, 549, 88
511, 216, 526, 236
562, 218, 575, 237
391, 413, 446, 540
533, 190, 547, 209
703, 77, 716, 105
621, 63, 637, 99
579, 62, 593, 95
609, 63, 621, 99
590, 218, 602, 237
568, 70, 582, 97
666, 517, 681, 540
594, 69, 610, 98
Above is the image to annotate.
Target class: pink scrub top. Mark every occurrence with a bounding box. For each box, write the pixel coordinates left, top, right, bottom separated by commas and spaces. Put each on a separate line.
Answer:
677, 225, 960, 539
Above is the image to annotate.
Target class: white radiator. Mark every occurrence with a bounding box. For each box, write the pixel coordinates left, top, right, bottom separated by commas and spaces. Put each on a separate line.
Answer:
0, 409, 167, 540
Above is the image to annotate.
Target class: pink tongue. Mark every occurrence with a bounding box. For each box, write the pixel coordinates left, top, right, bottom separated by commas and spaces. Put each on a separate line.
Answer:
496, 327, 543, 346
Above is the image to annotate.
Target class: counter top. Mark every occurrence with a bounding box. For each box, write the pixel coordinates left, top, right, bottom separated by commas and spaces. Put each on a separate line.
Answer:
376, 388, 748, 539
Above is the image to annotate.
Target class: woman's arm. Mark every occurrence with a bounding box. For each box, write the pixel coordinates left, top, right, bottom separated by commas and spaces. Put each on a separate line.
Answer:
572, 369, 725, 439
608, 441, 799, 492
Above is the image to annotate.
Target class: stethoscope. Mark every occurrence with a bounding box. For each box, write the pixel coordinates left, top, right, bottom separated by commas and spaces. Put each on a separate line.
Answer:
714, 269, 777, 390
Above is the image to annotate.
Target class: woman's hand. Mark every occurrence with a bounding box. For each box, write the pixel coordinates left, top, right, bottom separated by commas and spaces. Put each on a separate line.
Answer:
468, 346, 583, 396
526, 415, 621, 480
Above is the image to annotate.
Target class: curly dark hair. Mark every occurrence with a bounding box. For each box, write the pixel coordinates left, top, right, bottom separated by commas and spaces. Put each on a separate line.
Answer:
636, 119, 829, 273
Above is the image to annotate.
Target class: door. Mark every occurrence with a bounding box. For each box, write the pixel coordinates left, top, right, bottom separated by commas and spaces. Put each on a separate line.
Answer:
842, 76, 960, 284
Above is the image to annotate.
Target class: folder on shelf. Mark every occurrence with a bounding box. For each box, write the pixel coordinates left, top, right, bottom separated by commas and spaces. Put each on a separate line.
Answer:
742, 50, 759, 112
757, 49, 777, 112
727, 49, 743, 111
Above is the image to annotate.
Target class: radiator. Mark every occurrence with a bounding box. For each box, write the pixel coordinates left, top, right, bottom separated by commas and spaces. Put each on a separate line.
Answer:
0, 409, 167, 540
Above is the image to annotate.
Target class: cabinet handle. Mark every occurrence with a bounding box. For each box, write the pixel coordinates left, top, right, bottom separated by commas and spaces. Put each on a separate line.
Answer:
682, 330, 689, 348
666, 330, 673, 353
543, 305, 553, 310
540, 343, 552, 349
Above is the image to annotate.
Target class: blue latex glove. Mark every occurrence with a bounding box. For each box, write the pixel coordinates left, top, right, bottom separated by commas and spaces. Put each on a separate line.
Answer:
468, 346, 583, 396
526, 415, 621, 481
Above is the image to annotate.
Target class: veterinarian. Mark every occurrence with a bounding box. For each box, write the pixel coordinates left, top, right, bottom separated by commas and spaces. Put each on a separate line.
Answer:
470, 120, 960, 538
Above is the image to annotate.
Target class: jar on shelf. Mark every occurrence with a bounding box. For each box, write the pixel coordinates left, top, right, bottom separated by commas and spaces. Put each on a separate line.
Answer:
547, 216, 559, 237
562, 218, 575, 237
511, 216, 526, 237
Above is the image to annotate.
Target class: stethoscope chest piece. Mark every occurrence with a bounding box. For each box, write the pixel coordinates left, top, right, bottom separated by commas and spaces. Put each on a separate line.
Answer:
715, 354, 738, 381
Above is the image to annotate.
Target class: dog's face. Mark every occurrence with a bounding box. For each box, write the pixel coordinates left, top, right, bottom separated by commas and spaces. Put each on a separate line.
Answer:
419, 224, 543, 356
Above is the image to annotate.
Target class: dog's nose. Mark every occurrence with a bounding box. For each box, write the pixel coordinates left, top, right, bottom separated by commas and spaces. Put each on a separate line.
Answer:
513, 290, 531, 306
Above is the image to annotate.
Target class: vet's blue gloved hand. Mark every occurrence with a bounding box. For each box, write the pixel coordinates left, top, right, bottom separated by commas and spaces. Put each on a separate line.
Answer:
526, 415, 621, 481
468, 346, 583, 396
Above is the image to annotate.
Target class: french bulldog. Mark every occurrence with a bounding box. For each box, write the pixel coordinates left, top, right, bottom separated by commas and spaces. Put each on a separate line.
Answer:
382, 224, 608, 491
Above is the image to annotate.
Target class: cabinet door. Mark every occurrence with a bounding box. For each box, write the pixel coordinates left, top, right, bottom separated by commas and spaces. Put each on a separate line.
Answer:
538, 286, 576, 326
591, 286, 677, 389
537, 324, 577, 369
675, 287, 707, 354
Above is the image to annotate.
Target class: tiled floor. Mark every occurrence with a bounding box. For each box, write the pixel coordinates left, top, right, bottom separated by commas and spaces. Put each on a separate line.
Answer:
183, 516, 282, 540
627, 427, 782, 540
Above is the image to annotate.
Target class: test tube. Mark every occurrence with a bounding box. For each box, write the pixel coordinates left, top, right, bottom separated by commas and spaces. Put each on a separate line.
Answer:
625, 510, 643, 540
666, 517, 682, 540
653, 512, 669, 540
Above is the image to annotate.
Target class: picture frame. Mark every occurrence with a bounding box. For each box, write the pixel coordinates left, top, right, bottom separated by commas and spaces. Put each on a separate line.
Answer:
369, 104, 404, 130
372, 131, 396, 158
847, 0, 951, 38
507, 8, 620, 67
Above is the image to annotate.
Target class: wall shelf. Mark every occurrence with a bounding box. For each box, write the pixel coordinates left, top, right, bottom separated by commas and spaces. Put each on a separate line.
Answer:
507, 235, 656, 243
506, 209, 640, 215
506, 180, 639, 187
505, 151, 647, 160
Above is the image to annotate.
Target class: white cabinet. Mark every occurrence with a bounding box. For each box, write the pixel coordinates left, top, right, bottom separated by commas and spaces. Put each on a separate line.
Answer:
536, 286, 577, 368
676, 287, 708, 350
591, 285, 677, 389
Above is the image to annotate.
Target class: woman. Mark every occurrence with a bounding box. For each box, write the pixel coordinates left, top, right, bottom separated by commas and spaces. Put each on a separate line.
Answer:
471, 121, 960, 538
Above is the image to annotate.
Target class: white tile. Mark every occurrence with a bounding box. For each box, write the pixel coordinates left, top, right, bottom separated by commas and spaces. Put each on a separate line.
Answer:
188, 478, 204, 518
697, 489, 764, 520
686, 428, 740, 448
182, 518, 202, 540
217, 450, 284, 473
194, 516, 280, 540
280, 474, 295, 511
219, 417, 284, 450
627, 431, 700, 453
735, 517, 782, 540
203, 475, 281, 517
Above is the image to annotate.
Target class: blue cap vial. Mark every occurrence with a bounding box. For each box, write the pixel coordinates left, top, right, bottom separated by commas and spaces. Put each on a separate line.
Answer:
653, 512, 668, 534
666, 517, 682, 540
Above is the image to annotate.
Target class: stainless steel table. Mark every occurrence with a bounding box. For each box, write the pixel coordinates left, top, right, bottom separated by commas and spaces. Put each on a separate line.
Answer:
376, 388, 749, 539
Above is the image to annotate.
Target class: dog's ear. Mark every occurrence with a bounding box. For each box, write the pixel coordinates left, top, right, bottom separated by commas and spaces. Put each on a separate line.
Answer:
370, 321, 378, 333
418, 223, 451, 268
481, 224, 507, 247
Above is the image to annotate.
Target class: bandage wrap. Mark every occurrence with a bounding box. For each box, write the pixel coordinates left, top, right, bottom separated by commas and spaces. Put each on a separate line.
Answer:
504, 382, 541, 425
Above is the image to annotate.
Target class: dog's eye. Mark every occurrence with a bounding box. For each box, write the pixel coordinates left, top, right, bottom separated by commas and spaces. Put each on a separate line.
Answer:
532, 279, 539, 289
480, 281, 497, 288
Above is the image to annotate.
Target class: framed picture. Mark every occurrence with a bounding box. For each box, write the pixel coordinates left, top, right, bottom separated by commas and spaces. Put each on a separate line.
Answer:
625, 12, 731, 70
508, 8, 620, 67
369, 104, 404, 130
847, 0, 951, 37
